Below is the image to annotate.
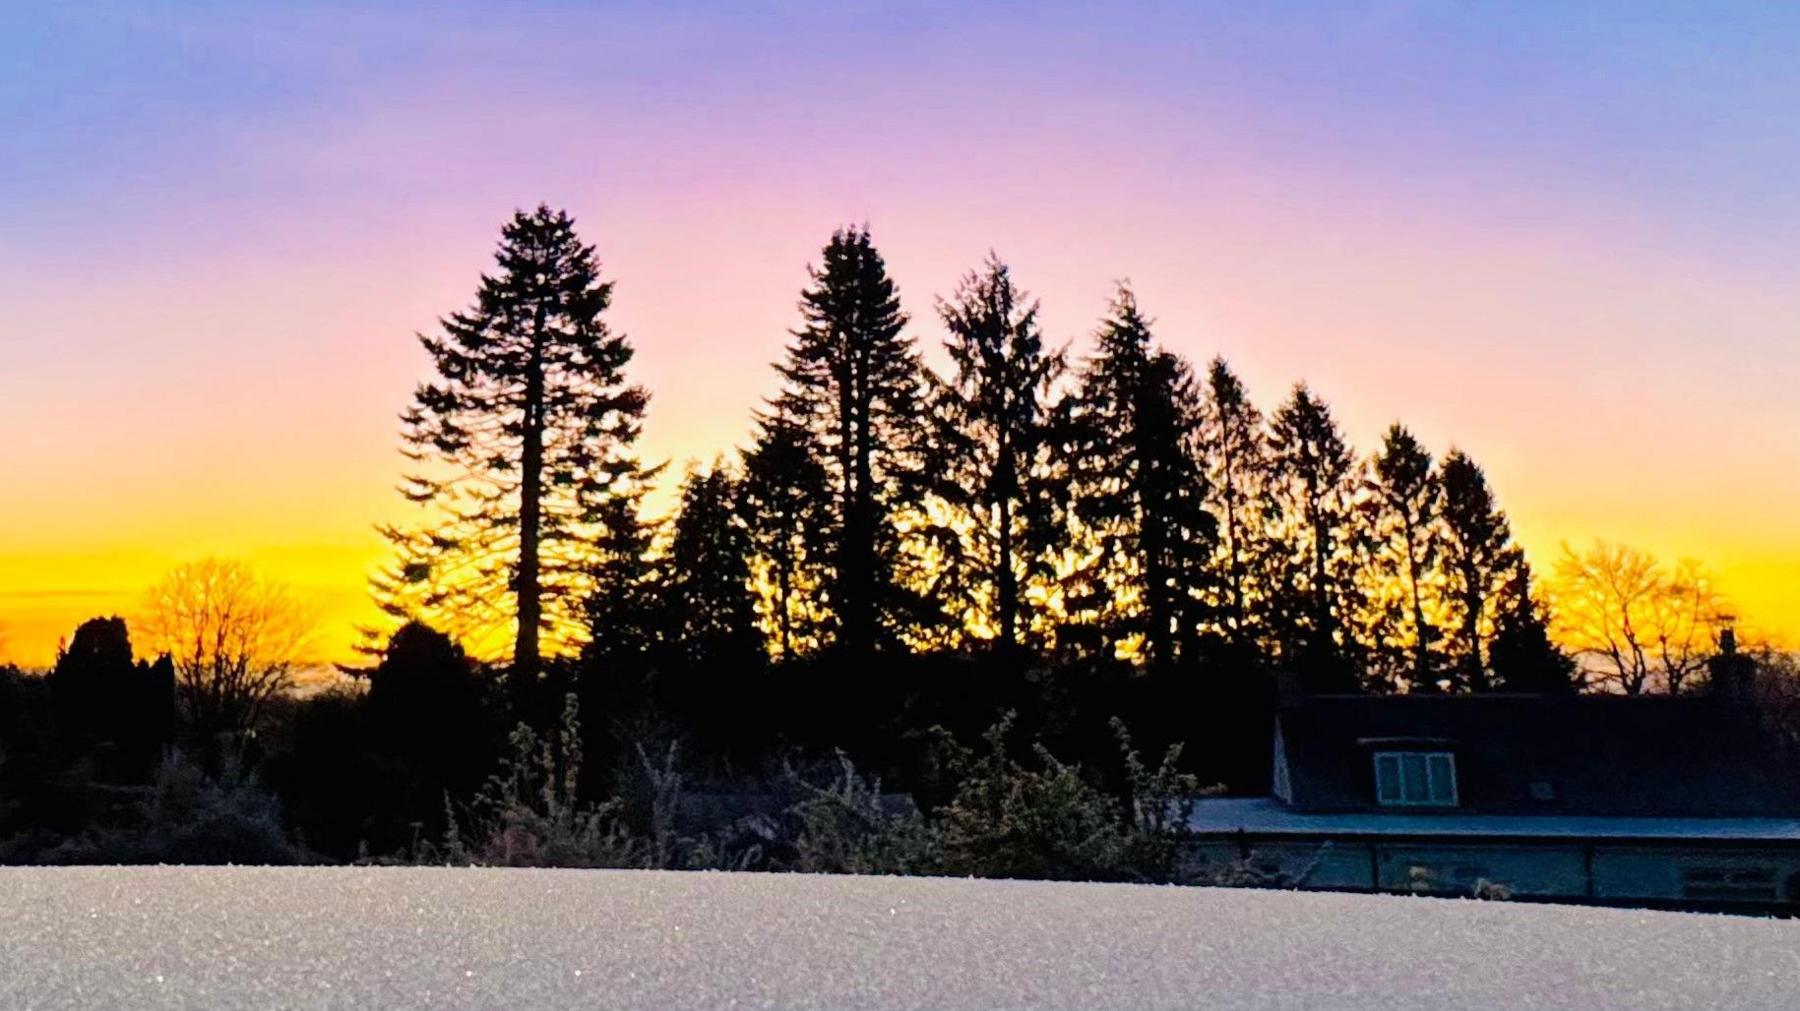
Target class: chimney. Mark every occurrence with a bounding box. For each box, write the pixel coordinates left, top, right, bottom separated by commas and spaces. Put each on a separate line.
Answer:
1274, 667, 1307, 709
1709, 623, 1756, 704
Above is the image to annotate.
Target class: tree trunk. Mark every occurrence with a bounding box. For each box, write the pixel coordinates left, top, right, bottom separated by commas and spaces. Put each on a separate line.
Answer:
997, 467, 1018, 650
512, 311, 548, 694
843, 363, 876, 658
1405, 518, 1430, 689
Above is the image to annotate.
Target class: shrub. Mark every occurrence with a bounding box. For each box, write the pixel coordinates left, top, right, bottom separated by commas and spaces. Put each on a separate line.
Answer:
41, 748, 299, 865
787, 753, 940, 875
432, 694, 641, 868
933, 712, 1130, 881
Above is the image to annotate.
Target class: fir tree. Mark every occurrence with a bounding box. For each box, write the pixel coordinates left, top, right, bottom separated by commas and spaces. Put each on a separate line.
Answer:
664, 462, 761, 668
48, 616, 173, 781
581, 476, 662, 680
769, 227, 927, 656
1489, 562, 1578, 693
1198, 358, 1274, 650
1266, 384, 1366, 692
1438, 449, 1518, 692
373, 206, 652, 695
740, 412, 833, 659
925, 256, 1068, 651
1366, 424, 1444, 691
1065, 286, 1214, 665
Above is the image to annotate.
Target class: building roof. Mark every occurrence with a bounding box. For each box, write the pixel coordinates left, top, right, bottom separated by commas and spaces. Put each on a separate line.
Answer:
1188, 796, 1800, 843
1272, 694, 1800, 818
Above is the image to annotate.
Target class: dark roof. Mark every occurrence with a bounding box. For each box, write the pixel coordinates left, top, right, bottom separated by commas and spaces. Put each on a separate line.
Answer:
1275, 694, 1800, 817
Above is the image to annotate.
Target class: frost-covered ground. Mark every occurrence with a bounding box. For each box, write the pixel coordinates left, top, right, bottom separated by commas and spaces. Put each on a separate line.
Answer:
2, 868, 1797, 1010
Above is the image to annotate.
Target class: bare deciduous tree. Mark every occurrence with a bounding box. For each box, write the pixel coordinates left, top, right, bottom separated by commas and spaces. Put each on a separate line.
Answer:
140, 559, 315, 736
1546, 541, 1728, 694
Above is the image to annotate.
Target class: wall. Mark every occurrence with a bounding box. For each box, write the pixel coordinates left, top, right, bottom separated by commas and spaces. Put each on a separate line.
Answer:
1189, 835, 1800, 909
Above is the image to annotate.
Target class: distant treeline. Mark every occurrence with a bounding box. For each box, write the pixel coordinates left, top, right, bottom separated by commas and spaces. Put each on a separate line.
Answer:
374, 206, 1575, 698
0, 206, 1647, 870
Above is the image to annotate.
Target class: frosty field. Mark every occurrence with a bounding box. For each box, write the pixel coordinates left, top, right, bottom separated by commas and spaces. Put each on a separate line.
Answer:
2, 867, 1796, 1010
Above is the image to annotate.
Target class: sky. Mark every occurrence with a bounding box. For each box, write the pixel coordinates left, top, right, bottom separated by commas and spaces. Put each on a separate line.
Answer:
3, 1, 1798, 667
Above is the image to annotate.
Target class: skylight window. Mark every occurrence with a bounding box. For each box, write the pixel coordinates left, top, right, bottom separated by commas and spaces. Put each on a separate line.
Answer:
1373, 751, 1457, 807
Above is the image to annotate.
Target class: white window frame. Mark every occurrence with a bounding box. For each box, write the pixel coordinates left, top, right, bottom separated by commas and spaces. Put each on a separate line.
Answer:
1373, 750, 1458, 807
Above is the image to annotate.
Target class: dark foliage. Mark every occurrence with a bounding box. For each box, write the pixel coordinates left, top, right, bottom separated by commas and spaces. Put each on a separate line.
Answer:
1064, 286, 1216, 666
371, 205, 654, 698
925, 256, 1068, 653
47, 616, 173, 783
2, 210, 1635, 879
740, 411, 834, 659
1488, 563, 1579, 693
1266, 385, 1366, 693
664, 464, 762, 671
768, 226, 930, 657
1439, 450, 1524, 692
1365, 424, 1443, 691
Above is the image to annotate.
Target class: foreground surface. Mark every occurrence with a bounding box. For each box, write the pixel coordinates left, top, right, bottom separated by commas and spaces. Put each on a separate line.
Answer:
3, 868, 1797, 1010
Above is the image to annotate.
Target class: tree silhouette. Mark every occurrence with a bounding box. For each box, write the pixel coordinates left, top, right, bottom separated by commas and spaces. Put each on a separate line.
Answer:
1547, 541, 1726, 694
1198, 358, 1275, 651
581, 478, 662, 685
1489, 562, 1577, 693
769, 227, 927, 657
47, 616, 174, 781
1438, 450, 1520, 692
925, 257, 1068, 651
364, 621, 497, 843
1366, 424, 1443, 691
1266, 385, 1365, 692
1065, 286, 1213, 665
665, 462, 761, 668
141, 559, 311, 738
374, 206, 651, 693
740, 411, 833, 659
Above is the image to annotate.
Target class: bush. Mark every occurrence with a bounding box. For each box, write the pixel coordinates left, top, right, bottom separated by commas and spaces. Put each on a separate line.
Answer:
927, 712, 1203, 883
787, 753, 940, 875
41, 749, 299, 865
431, 694, 641, 868
934, 713, 1130, 881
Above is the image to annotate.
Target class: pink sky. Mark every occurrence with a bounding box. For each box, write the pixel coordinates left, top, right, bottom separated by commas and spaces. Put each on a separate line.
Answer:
3, 3, 1797, 665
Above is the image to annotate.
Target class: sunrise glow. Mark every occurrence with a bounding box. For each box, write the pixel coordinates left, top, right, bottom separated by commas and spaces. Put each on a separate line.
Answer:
3, 2, 1797, 667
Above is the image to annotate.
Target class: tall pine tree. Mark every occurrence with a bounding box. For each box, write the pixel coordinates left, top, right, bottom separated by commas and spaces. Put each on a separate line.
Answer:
664, 462, 761, 668
373, 206, 652, 695
925, 256, 1067, 651
1198, 358, 1275, 651
1266, 384, 1366, 692
1065, 286, 1213, 666
768, 227, 926, 656
1366, 424, 1444, 692
740, 412, 833, 659
1438, 449, 1518, 692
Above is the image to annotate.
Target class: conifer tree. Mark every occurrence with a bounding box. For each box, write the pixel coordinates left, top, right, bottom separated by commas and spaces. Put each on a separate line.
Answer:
48, 616, 173, 781
581, 479, 662, 679
1065, 286, 1213, 665
740, 413, 833, 659
1438, 449, 1518, 692
1489, 562, 1578, 693
664, 462, 761, 667
768, 227, 926, 655
1198, 358, 1274, 650
373, 206, 651, 693
1366, 424, 1444, 691
1266, 385, 1366, 692
925, 257, 1068, 651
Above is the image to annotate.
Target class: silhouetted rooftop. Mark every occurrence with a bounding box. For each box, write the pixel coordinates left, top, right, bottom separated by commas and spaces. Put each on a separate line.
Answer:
1271, 693, 1800, 817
